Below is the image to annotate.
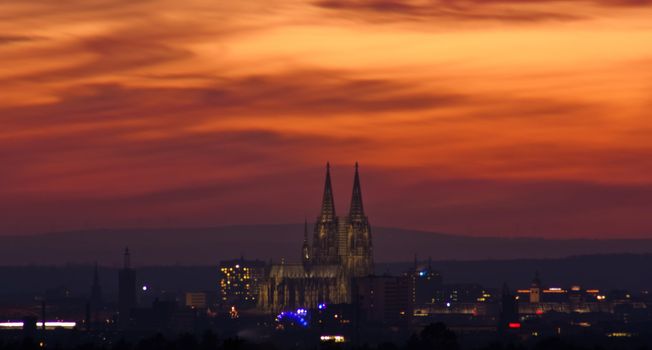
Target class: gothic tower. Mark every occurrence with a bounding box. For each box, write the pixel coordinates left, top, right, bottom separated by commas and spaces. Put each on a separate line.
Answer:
307, 162, 373, 276
343, 162, 374, 276
530, 271, 541, 303
312, 163, 340, 265
260, 163, 376, 311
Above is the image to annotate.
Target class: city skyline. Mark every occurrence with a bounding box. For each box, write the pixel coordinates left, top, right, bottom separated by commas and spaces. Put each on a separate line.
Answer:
4, 1, 652, 349
3, 0, 652, 238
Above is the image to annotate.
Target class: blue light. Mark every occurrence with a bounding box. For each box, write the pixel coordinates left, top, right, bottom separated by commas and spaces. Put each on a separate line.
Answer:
419, 271, 426, 277
296, 308, 307, 316
276, 311, 309, 328
318, 303, 327, 310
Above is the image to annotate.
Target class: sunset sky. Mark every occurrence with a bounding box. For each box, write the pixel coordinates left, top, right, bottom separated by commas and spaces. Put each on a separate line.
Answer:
2, 0, 652, 237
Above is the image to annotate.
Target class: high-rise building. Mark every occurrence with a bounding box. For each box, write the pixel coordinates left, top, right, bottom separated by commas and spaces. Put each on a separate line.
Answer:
407, 257, 443, 306
499, 283, 519, 331
118, 247, 137, 326
259, 163, 374, 311
354, 275, 412, 325
219, 257, 266, 308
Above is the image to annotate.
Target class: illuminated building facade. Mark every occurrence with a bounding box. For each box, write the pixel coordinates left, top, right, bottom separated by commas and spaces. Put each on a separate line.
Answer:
515, 273, 621, 314
219, 258, 266, 308
259, 163, 374, 311
530, 272, 541, 303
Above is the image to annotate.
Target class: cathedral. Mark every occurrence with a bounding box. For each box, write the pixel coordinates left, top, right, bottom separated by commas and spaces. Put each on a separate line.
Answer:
258, 163, 374, 311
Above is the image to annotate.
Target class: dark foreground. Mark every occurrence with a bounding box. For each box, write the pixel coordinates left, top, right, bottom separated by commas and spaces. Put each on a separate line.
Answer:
3, 323, 652, 350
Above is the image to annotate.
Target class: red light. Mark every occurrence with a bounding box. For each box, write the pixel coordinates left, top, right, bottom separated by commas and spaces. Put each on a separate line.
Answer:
509, 323, 521, 329
536, 309, 544, 315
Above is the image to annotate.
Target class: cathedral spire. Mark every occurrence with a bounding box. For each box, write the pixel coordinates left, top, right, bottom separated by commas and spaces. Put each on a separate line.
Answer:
319, 162, 336, 222
349, 162, 365, 221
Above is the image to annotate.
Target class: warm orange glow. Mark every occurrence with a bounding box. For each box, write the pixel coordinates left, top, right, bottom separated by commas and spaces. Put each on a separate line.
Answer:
2, 0, 652, 236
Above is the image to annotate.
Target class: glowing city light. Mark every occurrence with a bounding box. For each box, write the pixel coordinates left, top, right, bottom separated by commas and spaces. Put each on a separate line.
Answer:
230, 306, 240, 319
320, 335, 346, 343
543, 288, 567, 294
318, 303, 327, 310
0, 321, 77, 329
0, 322, 23, 328
40, 322, 76, 328
142, 285, 148, 291
276, 311, 309, 327
608, 332, 633, 338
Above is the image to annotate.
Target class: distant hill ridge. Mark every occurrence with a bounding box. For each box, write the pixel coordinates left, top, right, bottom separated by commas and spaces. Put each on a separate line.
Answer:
1, 224, 652, 266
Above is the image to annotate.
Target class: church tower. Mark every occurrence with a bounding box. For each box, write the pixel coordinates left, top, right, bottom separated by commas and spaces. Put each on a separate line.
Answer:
530, 271, 541, 303
261, 163, 376, 311
343, 162, 374, 276
312, 163, 340, 265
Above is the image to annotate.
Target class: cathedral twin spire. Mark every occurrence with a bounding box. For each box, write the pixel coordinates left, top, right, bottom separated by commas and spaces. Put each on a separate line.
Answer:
308, 162, 373, 275
318, 162, 365, 222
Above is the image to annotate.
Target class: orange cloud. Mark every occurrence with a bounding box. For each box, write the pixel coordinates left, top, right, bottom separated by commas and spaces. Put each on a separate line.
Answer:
1, 0, 652, 237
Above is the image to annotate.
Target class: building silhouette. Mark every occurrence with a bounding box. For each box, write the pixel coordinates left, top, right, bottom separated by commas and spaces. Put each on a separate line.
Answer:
90, 262, 102, 326
500, 283, 519, 331
118, 247, 137, 326
354, 275, 412, 324
407, 257, 443, 306
259, 163, 374, 311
